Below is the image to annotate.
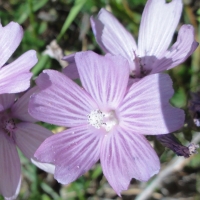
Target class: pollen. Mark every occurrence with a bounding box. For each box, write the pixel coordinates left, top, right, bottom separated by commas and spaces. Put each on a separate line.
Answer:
88, 109, 118, 132
87, 110, 104, 129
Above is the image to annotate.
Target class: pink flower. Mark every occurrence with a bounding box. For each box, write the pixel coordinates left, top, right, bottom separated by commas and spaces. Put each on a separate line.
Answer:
0, 87, 54, 200
0, 22, 37, 94
90, 0, 199, 77
29, 51, 184, 195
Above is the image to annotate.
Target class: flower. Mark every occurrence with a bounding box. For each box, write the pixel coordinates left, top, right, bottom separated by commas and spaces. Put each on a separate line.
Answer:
90, 0, 199, 78
0, 21, 37, 94
0, 87, 54, 200
29, 51, 184, 194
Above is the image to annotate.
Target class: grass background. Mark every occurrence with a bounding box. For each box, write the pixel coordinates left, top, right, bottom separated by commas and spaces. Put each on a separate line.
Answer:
0, 0, 200, 199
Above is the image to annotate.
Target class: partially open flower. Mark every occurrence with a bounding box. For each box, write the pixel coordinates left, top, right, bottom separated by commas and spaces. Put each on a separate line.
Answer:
62, 0, 198, 80
90, 0, 198, 78
156, 134, 199, 158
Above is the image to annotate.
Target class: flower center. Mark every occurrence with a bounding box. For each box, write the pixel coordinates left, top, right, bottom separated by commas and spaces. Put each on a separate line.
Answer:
0, 113, 16, 138
87, 109, 118, 132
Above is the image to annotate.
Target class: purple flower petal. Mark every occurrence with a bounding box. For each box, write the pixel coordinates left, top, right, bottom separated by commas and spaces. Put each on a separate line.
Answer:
35, 125, 102, 184
11, 87, 39, 123
90, 14, 109, 53
0, 22, 23, 68
62, 53, 75, 63
0, 50, 37, 94
62, 53, 79, 79
14, 122, 54, 173
62, 63, 79, 80
29, 70, 97, 127
100, 127, 160, 195
119, 73, 185, 135
151, 25, 199, 74
31, 159, 55, 174
138, 0, 182, 58
14, 122, 52, 160
75, 51, 129, 111
91, 8, 137, 73
0, 133, 21, 200
0, 93, 15, 112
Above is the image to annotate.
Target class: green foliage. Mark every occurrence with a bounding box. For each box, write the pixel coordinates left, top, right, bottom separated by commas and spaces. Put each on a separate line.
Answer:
197, 8, 200, 23
57, 0, 87, 42
170, 87, 187, 108
187, 152, 200, 168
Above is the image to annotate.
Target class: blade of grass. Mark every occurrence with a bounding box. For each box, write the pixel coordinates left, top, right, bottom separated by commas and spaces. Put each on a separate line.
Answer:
31, 54, 51, 76
57, 0, 87, 42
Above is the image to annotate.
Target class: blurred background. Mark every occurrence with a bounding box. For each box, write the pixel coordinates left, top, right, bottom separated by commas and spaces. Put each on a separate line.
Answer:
0, 0, 200, 199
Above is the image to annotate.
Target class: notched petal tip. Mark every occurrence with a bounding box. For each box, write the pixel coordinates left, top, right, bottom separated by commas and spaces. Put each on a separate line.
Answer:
7, 21, 23, 30
62, 53, 75, 62
26, 49, 38, 62
35, 71, 52, 90
3, 21, 23, 38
